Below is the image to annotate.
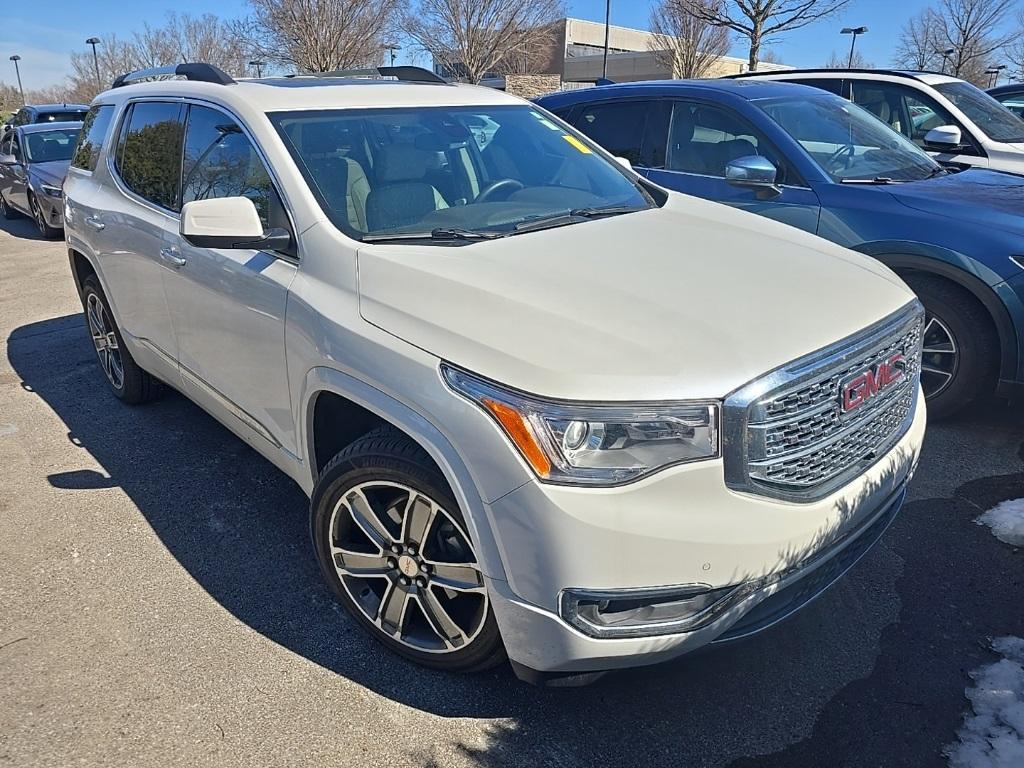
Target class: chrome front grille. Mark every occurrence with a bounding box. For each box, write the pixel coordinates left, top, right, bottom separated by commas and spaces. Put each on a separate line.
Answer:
723, 303, 924, 501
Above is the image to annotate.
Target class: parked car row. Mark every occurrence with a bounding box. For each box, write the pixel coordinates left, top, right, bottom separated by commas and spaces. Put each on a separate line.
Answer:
537, 69, 1024, 419
0, 121, 82, 237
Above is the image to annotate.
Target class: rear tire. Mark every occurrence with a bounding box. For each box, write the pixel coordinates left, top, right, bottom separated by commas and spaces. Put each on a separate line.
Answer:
310, 426, 505, 673
80, 275, 160, 405
903, 274, 998, 418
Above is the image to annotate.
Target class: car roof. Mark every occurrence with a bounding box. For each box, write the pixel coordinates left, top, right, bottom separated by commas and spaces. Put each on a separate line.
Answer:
26, 103, 89, 112
19, 121, 83, 134
727, 68, 963, 86
99, 77, 524, 112
537, 78, 837, 106
988, 83, 1024, 97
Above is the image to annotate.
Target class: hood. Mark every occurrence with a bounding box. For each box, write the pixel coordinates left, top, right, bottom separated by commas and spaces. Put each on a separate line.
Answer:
29, 159, 71, 187
889, 169, 1024, 235
357, 195, 915, 401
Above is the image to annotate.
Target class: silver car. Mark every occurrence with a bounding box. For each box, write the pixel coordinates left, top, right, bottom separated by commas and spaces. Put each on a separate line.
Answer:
0, 121, 82, 238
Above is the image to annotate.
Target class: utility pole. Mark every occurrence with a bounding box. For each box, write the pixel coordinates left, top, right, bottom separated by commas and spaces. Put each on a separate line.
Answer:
602, 0, 611, 80
936, 48, 954, 75
383, 44, 401, 67
86, 38, 101, 91
249, 60, 265, 78
9, 55, 24, 105
840, 26, 868, 68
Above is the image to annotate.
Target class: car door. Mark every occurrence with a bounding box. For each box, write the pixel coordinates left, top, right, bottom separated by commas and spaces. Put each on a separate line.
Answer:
5, 131, 30, 213
162, 102, 298, 455
94, 100, 184, 379
848, 81, 988, 169
638, 100, 821, 234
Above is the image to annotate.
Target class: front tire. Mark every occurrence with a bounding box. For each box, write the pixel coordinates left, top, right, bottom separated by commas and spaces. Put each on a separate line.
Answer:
29, 193, 61, 239
80, 275, 160, 404
311, 427, 505, 673
903, 274, 998, 418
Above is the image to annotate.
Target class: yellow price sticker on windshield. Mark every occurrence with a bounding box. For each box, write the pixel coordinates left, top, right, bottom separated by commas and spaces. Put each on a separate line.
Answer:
562, 134, 592, 154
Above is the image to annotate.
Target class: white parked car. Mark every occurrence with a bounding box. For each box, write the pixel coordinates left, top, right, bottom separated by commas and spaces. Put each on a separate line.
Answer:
64, 63, 926, 685
732, 69, 1024, 174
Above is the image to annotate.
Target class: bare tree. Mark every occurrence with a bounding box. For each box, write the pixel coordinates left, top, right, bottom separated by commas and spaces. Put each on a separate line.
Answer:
649, 0, 731, 79
687, 0, 851, 71
933, 0, 1015, 84
236, 0, 401, 73
894, 8, 944, 70
824, 49, 872, 68
1005, 10, 1024, 81
403, 0, 565, 83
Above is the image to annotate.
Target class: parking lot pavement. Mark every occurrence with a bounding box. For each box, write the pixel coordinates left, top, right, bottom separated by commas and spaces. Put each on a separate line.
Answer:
1, 215, 1022, 768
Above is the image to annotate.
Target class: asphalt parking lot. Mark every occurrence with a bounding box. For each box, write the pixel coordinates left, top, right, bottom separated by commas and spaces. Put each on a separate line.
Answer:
1, 214, 1022, 768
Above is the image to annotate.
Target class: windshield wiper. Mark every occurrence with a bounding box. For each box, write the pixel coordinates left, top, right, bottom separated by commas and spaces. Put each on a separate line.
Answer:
925, 165, 949, 178
362, 227, 505, 243
513, 205, 648, 233
839, 177, 901, 185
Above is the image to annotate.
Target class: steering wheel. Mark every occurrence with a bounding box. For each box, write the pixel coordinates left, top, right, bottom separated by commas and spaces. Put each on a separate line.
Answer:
826, 143, 855, 171
474, 178, 524, 204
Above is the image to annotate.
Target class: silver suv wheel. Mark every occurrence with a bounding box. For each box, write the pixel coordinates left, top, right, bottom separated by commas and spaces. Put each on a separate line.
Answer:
328, 480, 488, 654
86, 292, 124, 391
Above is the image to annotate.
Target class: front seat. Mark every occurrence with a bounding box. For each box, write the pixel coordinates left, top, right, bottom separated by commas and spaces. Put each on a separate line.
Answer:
365, 144, 448, 231
299, 122, 371, 231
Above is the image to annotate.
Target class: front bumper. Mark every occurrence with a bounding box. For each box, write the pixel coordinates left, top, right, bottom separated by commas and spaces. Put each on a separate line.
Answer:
484, 393, 925, 679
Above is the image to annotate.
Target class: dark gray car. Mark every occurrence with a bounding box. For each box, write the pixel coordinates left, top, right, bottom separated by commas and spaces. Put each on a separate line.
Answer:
0, 121, 82, 238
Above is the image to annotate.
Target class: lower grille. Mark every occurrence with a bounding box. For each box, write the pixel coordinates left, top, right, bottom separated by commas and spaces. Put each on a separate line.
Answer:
723, 303, 924, 502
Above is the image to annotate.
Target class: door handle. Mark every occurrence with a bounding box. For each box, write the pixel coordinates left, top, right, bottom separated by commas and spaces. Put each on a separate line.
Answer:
159, 247, 186, 267
84, 215, 105, 231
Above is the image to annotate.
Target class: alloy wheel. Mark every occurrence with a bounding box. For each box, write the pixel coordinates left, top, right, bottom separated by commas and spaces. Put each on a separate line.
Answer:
86, 292, 124, 390
328, 481, 488, 654
920, 313, 957, 399
30, 197, 46, 236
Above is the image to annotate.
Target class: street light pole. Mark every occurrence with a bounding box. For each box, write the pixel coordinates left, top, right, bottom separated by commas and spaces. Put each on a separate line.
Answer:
840, 26, 868, 68
382, 43, 401, 67
248, 60, 265, 78
936, 48, 954, 75
602, 0, 611, 80
86, 37, 101, 91
9, 55, 24, 105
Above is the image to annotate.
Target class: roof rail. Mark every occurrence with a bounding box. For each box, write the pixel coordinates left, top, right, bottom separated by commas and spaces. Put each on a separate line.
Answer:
112, 62, 236, 89
288, 65, 449, 85
724, 68, 935, 81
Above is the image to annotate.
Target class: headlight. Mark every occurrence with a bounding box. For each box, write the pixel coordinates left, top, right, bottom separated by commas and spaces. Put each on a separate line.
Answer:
41, 184, 62, 198
441, 364, 719, 486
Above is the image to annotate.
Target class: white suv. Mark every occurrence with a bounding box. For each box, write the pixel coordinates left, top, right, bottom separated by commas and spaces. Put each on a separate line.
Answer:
64, 63, 926, 685
733, 69, 1024, 174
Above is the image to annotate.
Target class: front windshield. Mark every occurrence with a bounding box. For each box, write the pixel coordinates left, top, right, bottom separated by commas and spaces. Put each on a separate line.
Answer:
23, 128, 81, 163
756, 94, 941, 182
270, 104, 653, 241
934, 81, 1024, 143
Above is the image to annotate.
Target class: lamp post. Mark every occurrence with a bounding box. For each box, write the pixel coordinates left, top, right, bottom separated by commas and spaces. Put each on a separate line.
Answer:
382, 44, 401, 67
86, 37, 101, 90
840, 26, 868, 68
986, 64, 1007, 88
9, 55, 24, 105
602, 0, 611, 80
936, 48, 955, 75
248, 60, 265, 78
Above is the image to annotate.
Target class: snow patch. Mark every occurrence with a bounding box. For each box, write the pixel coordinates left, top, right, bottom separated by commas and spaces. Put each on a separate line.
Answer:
975, 499, 1024, 547
946, 636, 1024, 768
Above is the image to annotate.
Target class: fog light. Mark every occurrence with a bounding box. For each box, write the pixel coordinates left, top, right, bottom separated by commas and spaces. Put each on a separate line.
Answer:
560, 583, 743, 639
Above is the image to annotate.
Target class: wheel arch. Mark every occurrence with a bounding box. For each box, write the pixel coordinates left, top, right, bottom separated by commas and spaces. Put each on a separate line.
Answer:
852, 242, 1019, 392
67, 247, 97, 296
301, 366, 507, 582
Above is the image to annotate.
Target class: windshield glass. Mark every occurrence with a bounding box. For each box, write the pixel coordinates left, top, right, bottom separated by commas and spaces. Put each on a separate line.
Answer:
23, 128, 81, 163
270, 104, 652, 241
934, 81, 1024, 143
756, 94, 941, 182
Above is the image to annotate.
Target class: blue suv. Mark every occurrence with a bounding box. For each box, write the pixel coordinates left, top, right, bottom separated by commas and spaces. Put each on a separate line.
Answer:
537, 80, 1024, 417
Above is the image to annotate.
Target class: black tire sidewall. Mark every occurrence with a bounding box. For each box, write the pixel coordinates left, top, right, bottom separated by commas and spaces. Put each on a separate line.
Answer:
310, 441, 504, 672
80, 275, 152, 404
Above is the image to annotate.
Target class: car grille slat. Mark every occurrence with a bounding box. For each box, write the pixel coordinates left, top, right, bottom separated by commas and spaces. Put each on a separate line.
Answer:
723, 303, 924, 502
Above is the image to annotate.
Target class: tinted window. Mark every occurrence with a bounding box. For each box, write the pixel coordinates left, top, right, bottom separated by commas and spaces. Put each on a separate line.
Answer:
23, 128, 80, 163
115, 101, 185, 210
181, 105, 274, 226
849, 81, 978, 155
71, 105, 114, 171
34, 110, 88, 124
789, 78, 845, 96
574, 101, 652, 165
13, 109, 28, 127
934, 80, 1024, 143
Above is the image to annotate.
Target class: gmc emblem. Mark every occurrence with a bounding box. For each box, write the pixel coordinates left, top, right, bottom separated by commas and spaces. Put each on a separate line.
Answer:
840, 353, 907, 413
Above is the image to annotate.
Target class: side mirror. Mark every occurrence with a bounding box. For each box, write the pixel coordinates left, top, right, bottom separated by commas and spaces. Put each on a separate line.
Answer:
0, 153, 15, 165
725, 155, 780, 195
924, 125, 963, 150
613, 156, 633, 170
180, 196, 291, 251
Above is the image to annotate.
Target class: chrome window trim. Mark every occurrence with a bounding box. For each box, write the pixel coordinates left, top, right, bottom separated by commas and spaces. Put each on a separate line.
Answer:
722, 300, 924, 503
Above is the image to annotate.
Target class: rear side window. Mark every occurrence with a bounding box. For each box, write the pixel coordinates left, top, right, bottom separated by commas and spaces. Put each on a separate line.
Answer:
573, 99, 667, 167
71, 105, 114, 171
36, 110, 88, 123
181, 105, 274, 226
115, 101, 185, 211
789, 78, 845, 96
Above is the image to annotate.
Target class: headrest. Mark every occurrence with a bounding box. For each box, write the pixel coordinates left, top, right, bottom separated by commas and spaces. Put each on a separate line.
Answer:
376, 143, 433, 182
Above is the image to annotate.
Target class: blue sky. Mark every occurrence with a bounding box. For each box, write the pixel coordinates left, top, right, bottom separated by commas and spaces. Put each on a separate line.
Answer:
0, 0, 1007, 90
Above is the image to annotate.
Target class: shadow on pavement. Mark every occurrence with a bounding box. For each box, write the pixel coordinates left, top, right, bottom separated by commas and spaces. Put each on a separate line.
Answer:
7, 313, 1024, 767
0, 208, 48, 241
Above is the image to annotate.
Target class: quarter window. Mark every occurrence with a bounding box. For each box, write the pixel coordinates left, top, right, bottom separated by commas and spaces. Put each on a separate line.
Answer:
115, 101, 185, 211
574, 100, 665, 167
71, 105, 114, 172
181, 105, 274, 226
